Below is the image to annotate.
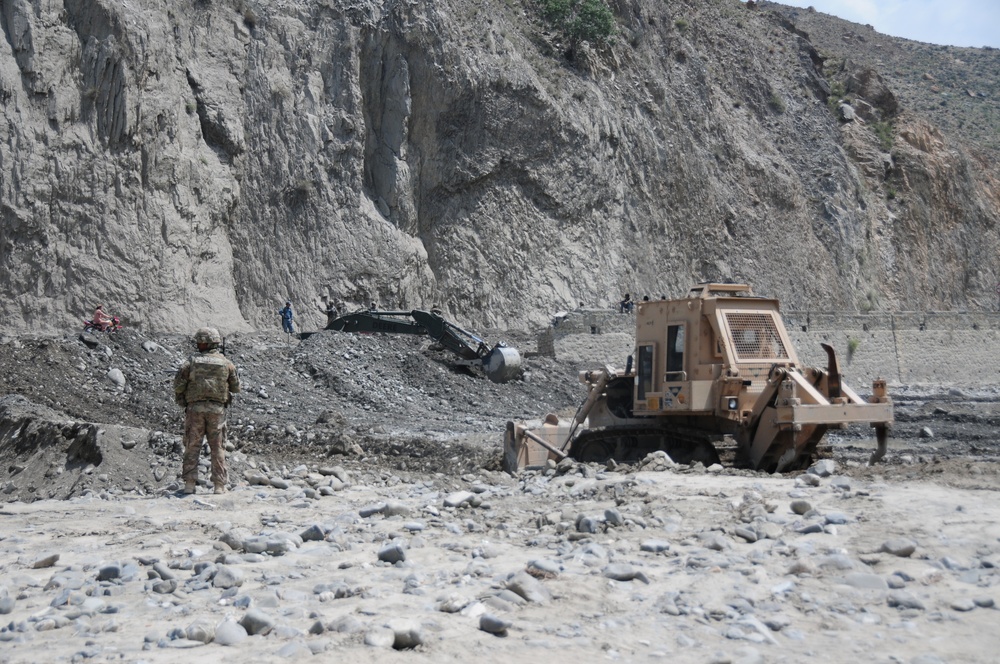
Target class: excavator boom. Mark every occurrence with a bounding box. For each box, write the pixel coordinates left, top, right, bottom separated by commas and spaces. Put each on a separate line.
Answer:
327, 309, 522, 383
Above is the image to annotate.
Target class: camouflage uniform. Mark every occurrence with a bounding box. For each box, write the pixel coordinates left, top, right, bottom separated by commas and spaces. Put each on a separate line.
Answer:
173, 328, 240, 492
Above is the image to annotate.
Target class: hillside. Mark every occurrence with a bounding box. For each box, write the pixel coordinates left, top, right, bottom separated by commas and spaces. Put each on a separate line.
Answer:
765, 2, 1000, 161
1, 0, 998, 335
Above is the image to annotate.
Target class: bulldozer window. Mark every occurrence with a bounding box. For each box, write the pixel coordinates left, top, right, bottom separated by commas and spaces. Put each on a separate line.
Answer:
725, 312, 789, 360
666, 325, 684, 374
637, 344, 654, 400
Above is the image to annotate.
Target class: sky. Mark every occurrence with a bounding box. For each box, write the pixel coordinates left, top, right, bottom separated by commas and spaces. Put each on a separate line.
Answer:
772, 0, 1000, 48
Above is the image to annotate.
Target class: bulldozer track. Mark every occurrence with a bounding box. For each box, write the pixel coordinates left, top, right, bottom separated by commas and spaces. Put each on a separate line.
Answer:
570, 426, 722, 467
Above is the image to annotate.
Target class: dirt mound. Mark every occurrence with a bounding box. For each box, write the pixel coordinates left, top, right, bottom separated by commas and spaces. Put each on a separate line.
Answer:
0, 394, 168, 501
0, 325, 585, 501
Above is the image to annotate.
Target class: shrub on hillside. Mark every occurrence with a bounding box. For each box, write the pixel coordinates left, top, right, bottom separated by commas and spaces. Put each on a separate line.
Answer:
539, 0, 616, 46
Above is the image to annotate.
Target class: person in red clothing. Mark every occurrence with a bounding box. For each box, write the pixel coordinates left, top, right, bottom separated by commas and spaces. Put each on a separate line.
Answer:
93, 304, 114, 331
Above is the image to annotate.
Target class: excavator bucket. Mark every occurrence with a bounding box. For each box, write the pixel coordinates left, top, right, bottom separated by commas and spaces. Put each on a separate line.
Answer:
483, 346, 522, 383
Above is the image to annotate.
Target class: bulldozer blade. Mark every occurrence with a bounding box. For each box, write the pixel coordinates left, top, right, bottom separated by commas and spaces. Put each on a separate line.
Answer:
483, 346, 521, 383
504, 416, 572, 473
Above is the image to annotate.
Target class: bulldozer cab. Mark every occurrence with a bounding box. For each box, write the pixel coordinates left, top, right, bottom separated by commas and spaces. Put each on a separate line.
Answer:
632, 283, 798, 420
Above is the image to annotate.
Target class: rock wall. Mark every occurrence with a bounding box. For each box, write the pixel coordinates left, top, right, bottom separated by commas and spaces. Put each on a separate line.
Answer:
1, 0, 998, 335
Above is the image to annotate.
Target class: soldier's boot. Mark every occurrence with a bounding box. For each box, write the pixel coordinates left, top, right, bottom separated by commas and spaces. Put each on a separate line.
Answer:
214, 483, 226, 495
184, 480, 196, 494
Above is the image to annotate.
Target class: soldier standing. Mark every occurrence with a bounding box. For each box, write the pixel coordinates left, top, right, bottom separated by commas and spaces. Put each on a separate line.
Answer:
173, 327, 240, 494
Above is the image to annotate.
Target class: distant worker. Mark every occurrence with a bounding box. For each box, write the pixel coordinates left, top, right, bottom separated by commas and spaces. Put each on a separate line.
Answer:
619, 293, 634, 314
369, 301, 378, 311
319, 297, 338, 328
93, 304, 115, 331
279, 301, 295, 334
642, 295, 650, 302
173, 327, 240, 495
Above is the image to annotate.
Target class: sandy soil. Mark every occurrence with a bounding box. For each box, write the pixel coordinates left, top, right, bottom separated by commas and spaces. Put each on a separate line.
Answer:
0, 324, 998, 663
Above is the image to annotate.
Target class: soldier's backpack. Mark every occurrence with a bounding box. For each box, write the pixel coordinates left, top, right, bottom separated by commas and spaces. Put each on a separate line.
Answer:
185, 354, 231, 404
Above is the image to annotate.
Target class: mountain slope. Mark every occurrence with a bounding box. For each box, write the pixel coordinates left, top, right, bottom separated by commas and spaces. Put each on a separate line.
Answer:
1, 0, 997, 334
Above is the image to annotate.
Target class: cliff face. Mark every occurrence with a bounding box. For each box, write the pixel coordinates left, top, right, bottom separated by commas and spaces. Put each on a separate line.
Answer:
1, 0, 998, 334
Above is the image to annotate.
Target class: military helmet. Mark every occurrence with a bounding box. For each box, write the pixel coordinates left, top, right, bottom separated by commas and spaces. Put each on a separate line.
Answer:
194, 327, 222, 347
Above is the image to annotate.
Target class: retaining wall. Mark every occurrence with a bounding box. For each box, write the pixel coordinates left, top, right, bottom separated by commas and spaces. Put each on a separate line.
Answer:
542, 309, 1000, 388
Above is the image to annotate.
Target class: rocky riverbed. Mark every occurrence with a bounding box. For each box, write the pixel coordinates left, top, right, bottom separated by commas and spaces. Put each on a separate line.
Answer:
0, 326, 998, 663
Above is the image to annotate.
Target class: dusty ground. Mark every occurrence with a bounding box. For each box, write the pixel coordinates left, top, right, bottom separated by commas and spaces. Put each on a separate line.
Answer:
0, 322, 998, 663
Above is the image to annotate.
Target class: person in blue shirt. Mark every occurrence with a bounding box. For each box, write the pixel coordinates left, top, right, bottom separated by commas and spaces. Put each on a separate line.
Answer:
279, 301, 294, 334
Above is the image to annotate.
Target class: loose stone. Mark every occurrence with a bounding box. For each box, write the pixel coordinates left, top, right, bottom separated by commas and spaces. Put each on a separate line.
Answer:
212, 565, 244, 589
640, 539, 671, 553
389, 619, 423, 649
887, 591, 925, 610
604, 508, 625, 526
384, 501, 411, 517
364, 627, 396, 648
795, 523, 824, 535
603, 563, 650, 584
0, 593, 13, 615
184, 619, 215, 644
480, 614, 512, 635
97, 564, 122, 581
577, 515, 601, 534
527, 559, 561, 578
299, 524, 325, 542
378, 542, 407, 564
506, 571, 551, 603
359, 503, 386, 518
444, 491, 475, 508
32, 554, 60, 569
790, 500, 812, 515
880, 538, 917, 557
950, 598, 976, 612
808, 459, 836, 477
214, 620, 248, 646
240, 609, 275, 636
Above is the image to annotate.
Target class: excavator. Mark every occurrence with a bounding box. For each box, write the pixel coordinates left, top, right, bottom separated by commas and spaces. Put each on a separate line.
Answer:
325, 309, 522, 383
504, 283, 893, 473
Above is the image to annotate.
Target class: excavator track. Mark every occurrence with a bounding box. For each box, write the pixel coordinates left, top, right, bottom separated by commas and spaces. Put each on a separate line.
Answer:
569, 426, 722, 467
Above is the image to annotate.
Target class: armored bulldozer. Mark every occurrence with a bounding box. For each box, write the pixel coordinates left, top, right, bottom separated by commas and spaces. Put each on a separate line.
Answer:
504, 283, 893, 473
